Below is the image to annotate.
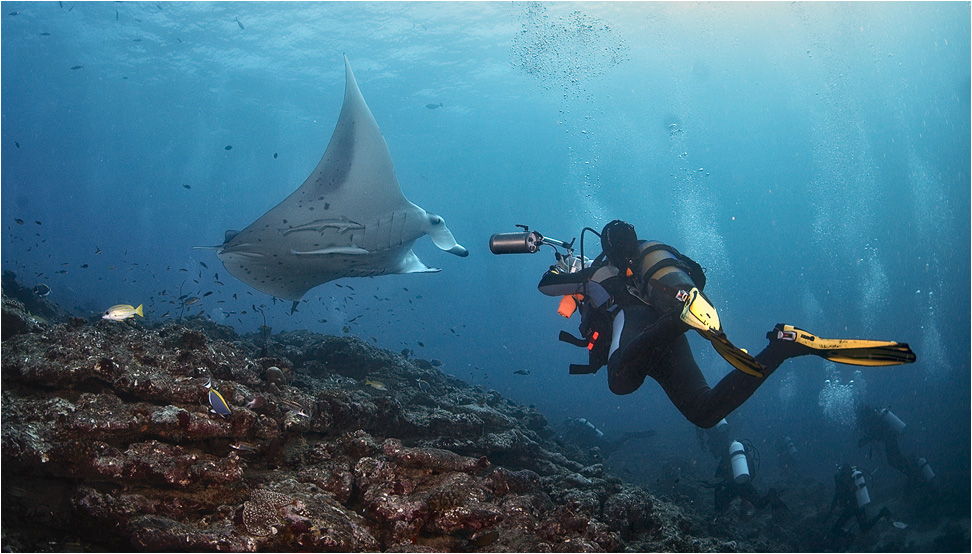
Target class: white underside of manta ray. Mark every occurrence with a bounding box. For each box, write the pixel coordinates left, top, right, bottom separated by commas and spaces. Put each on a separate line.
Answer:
206, 56, 468, 302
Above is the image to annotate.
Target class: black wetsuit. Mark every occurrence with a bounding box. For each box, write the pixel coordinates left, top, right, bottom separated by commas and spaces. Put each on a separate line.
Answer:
542, 239, 795, 429
608, 298, 792, 428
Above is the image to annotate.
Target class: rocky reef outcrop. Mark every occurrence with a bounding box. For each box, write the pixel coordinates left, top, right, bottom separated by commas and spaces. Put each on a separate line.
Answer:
0, 281, 763, 552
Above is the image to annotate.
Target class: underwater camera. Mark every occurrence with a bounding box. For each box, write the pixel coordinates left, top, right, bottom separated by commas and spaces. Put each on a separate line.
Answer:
488, 224, 574, 255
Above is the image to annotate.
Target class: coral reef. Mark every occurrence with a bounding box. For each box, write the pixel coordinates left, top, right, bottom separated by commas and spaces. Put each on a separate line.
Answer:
3, 276, 964, 552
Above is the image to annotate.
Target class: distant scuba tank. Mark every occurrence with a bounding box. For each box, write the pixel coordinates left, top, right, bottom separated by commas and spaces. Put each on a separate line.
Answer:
783, 436, 797, 456
917, 457, 935, 482
880, 407, 906, 435
852, 468, 871, 508
729, 440, 751, 484
578, 418, 604, 438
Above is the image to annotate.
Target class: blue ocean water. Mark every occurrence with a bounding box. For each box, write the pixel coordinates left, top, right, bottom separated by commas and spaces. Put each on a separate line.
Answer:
2, 0, 969, 524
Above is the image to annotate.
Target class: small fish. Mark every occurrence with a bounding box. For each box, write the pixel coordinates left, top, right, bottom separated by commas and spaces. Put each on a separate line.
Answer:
14, 218, 24, 225
280, 399, 309, 418
235, 17, 244, 30
14, 141, 20, 148
229, 441, 258, 453
468, 529, 499, 548
183, 296, 200, 306
417, 341, 425, 347
199, 261, 209, 269
34, 220, 41, 225
429, 359, 443, 367
513, 369, 531, 376
364, 379, 386, 391
70, 65, 84, 70
205, 377, 231, 417
416, 379, 431, 393
40, 33, 51, 36
102, 303, 143, 321
342, 326, 350, 333
32, 283, 51, 297
224, 145, 232, 150
80, 264, 88, 269
95, 245, 102, 254
426, 102, 443, 110
183, 184, 191, 189
160, 311, 170, 318
892, 521, 908, 530
115, 9, 118, 20
202, 291, 213, 297
273, 152, 278, 158
9, 11, 20, 16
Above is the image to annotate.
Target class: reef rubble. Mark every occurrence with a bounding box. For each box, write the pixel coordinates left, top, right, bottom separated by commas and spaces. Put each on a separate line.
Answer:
1, 276, 757, 553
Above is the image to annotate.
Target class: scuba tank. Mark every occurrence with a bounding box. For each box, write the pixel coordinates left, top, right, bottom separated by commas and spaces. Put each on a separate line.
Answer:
578, 418, 604, 438
729, 440, 751, 484
852, 468, 871, 508
626, 241, 706, 308
880, 407, 907, 435
917, 457, 935, 482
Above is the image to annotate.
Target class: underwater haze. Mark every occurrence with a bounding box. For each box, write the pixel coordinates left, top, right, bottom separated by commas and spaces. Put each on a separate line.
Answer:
2, 0, 970, 542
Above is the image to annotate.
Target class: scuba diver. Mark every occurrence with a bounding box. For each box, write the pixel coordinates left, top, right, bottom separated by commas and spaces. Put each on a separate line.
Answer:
557, 417, 657, 460
490, 220, 916, 428
824, 463, 895, 540
698, 420, 788, 518
775, 435, 800, 476
856, 404, 934, 485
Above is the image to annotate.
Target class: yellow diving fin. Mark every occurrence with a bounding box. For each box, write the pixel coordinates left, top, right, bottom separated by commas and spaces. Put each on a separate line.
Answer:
704, 329, 765, 378
772, 324, 916, 366
679, 287, 766, 378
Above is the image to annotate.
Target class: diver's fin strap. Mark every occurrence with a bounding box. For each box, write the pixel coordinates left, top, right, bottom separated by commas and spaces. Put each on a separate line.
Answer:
778, 324, 917, 366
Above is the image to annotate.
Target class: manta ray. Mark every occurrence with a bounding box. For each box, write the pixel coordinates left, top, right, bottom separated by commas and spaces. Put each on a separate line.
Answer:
209, 56, 468, 302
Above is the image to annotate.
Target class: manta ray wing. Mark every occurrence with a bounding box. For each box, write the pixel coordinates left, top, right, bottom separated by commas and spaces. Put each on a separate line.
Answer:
216, 56, 466, 302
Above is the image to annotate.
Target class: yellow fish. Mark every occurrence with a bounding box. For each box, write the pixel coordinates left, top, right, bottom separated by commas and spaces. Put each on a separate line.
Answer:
102, 304, 143, 321
364, 379, 387, 391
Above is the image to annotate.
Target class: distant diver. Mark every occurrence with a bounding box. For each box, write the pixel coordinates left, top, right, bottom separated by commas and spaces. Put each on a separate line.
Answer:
558, 417, 656, 458
824, 464, 896, 541
698, 419, 788, 517
492, 219, 916, 427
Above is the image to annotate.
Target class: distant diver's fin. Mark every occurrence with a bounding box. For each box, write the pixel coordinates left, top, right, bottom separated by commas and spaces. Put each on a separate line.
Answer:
769, 324, 916, 366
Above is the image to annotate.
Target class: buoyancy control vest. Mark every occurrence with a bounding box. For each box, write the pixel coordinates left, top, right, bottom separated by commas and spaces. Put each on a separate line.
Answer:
538, 240, 706, 375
